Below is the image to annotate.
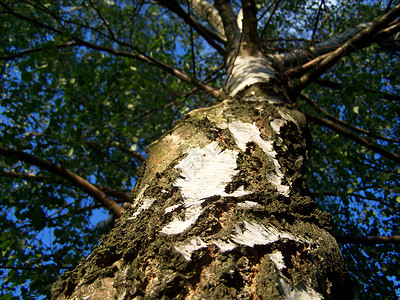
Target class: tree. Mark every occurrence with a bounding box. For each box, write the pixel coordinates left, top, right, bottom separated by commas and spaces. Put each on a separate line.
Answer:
0, 0, 399, 298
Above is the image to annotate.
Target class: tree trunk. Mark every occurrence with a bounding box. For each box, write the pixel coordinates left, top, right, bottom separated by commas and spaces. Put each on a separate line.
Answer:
52, 50, 352, 299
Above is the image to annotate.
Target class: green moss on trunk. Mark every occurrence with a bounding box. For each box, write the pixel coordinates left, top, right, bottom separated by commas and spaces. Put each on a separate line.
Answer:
52, 94, 352, 300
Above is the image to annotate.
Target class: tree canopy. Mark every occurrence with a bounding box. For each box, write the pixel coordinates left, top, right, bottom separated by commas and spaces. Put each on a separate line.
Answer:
0, 0, 399, 298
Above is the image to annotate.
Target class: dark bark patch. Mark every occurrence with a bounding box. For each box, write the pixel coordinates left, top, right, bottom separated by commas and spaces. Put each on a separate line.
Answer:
226, 142, 276, 194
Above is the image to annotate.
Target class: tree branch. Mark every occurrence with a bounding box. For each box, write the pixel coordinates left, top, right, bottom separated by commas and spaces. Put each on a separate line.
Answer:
259, 0, 281, 40
76, 39, 222, 98
0, 0, 222, 99
285, 20, 400, 80
214, 0, 241, 50
0, 146, 125, 217
0, 170, 49, 181
95, 185, 131, 203
305, 114, 400, 164
87, 0, 116, 40
0, 0, 64, 34
273, 7, 400, 75
310, 190, 390, 207
310, 0, 325, 43
300, 93, 400, 144
367, 88, 400, 102
291, 5, 400, 93
0, 170, 132, 203
156, 0, 226, 53
0, 41, 77, 61
0, 264, 73, 271
111, 141, 147, 163
88, 0, 116, 40
187, 1, 197, 78
241, 0, 260, 55
270, 23, 369, 68
178, 0, 226, 40
336, 235, 400, 245
315, 78, 400, 102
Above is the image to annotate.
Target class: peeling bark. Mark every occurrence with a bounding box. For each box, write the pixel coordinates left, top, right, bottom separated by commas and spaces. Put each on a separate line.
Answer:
52, 80, 352, 299
51, 3, 353, 297
179, 0, 226, 39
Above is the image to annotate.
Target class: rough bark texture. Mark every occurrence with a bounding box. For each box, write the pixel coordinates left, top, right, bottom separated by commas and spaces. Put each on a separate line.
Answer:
51, 83, 352, 299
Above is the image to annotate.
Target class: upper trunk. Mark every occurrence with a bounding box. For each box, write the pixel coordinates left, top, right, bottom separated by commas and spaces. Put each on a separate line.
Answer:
51, 51, 352, 298
52, 3, 352, 296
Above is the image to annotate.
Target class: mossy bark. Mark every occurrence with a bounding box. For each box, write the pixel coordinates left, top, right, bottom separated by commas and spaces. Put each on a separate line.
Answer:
52, 86, 352, 299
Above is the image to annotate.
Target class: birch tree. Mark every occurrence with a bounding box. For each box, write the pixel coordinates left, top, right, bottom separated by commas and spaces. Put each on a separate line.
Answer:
1, 0, 399, 298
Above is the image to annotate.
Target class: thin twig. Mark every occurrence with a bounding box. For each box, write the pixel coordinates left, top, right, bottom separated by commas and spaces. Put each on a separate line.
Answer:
306, 114, 400, 164
87, 0, 116, 40
292, 5, 400, 94
300, 93, 399, 143
311, 0, 325, 44
0, 264, 73, 270
336, 235, 400, 245
187, 0, 196, 78
0, 0, 221, 99
259, 0, 281, 40
0, 146, 125, 217
0, 42, 77, 61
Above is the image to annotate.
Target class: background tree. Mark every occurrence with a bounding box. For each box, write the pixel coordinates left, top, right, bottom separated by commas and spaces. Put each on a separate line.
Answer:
0, 0, 399, 298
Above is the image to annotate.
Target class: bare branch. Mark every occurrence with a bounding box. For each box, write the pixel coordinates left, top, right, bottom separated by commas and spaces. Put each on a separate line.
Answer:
156, 0, 226, 53
95, 185, 131, 203
0, 170, 49, 181
177, 0, 226, 39
310, 0, 325, 43
259, 0, 281, 40
0, 145, 125, 217
0, 42, 77, 61
273, 7, 400, 73
215, 0, 241, 49
187, 1, 197, 78
306, 114, 400, 164
336, 235, 400, 245
111, 141, 147, 163
241, 0, 260, 55
0, 264, 73, 271
1, 0, 221, 99
87, 0, 116, 40
291, 5, 400, 93
300, 93, 400, 144
0, 170, 131, 204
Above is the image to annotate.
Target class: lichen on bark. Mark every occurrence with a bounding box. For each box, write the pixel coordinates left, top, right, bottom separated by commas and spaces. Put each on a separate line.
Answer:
52, 93, 352, 299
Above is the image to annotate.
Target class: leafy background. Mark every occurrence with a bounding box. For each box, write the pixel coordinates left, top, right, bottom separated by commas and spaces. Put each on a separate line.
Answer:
0, 0, 399, 298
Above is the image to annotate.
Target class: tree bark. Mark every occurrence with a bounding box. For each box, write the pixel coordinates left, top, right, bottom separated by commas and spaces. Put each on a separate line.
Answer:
51, 54, 352, 298
51, 1, 353, 294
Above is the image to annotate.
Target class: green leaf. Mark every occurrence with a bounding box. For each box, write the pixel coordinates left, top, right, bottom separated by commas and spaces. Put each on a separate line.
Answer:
66, 147, 74, 157
21, 70, 33, 82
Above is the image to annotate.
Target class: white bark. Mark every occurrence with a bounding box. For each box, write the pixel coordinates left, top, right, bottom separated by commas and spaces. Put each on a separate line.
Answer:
226, 55, 276, 96
270, 23, 371, 67
227, 120, 289, 195
178, 0, 226, 40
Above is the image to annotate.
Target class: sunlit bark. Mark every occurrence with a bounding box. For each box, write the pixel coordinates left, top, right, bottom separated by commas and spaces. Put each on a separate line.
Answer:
51, 1, 354, 299
51, 53, 352, 300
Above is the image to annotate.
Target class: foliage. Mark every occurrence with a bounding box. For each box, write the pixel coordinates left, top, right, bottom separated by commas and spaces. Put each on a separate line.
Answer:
303, 44, 400, 297
0, 0, 399, 298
